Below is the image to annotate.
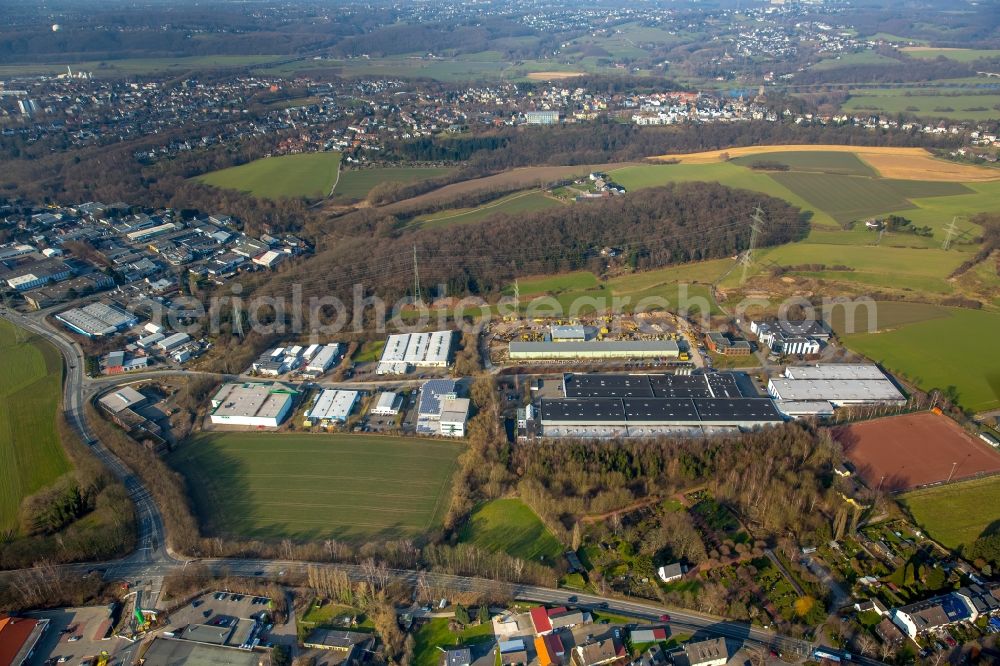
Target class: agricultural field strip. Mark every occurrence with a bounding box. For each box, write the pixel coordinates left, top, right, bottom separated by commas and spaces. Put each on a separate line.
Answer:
173, 433, 461, 539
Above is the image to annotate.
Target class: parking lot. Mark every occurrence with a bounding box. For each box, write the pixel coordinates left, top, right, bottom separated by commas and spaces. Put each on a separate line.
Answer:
165, 591, 272, 650
28, 606, 129, 666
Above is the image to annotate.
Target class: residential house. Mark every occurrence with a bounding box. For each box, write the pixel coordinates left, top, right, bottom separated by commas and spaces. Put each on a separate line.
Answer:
571, 638, 625, 666
682, 637, 728, 666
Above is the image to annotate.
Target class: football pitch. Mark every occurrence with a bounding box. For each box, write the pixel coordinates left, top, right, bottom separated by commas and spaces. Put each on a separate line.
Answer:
195, 152, 341, 200
0, 320, 71, 533
169, 433, 462, 541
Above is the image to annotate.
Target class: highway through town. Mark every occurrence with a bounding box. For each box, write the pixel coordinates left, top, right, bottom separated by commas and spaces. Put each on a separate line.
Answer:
0, 306, 886, 665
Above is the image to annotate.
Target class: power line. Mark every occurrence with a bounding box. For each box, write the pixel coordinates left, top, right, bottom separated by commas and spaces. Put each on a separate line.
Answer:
739, 205, 765, 285
942, 216, 960, 250
412, 243, 422, 305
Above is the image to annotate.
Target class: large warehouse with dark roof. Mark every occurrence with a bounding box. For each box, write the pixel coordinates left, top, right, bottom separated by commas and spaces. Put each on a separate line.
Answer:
535, 372, 784, 437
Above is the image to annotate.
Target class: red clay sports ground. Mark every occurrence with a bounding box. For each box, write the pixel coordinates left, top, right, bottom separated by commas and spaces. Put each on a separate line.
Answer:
834, 411, 1000, 492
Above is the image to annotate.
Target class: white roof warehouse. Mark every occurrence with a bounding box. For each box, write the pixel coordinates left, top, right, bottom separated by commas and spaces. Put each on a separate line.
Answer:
210, 382, 297, 428
767, 364, 905, 406
305, 389, 360, 424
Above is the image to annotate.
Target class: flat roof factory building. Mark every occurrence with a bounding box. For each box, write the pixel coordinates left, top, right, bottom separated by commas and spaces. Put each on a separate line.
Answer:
304, 344, 342, 376
767, 364, 905, 407
371, 391, 402, 416
509, 340, 679, 361
209, 382, 297, 428
534, 372, 783, 437
377, 330, 454, 374
305, 389, 360, 424
55, 302, 138, 337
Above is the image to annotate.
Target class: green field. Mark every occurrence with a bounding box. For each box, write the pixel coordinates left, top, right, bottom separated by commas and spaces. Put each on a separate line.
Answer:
458, 499, 564, 562
196, 152, 341, 200
333, 166, 454, 201
0, 320, 71, 533
610, 161, 841, 229
901, 476, 1000, 551
769, 172, 914, 225
842, 308, 1000, 412
843, 89, 1000, 121
413, 190, 562, 228
0, 55, 286, 78
810, 51, 904, 71
169, 433, 462, 541
903, 48, 1000, 62
730, 150, 876, 176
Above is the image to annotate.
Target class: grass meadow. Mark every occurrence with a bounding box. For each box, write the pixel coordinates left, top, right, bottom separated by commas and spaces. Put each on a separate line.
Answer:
196, 152, 341, 200
842, 308, 1000, 412
0, 320, 71, 533
901, 476, 1000, 551
169, 433, 462, 541
457, 498, 564, 562
333, 166, 454, 201
413, 190, 562, 228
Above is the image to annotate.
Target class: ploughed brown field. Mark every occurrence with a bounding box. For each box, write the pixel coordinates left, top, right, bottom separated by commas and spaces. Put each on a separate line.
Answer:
834, 411, 1000, 492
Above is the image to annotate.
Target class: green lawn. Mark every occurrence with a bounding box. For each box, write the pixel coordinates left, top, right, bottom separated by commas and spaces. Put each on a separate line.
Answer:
458, 499, 564, 562
169, 433, 462, 541
901, 476, 1000, 550
413, 618, 495, 666
333, 167, 454, 201
842, 308, 1000, 412
196, 152, 341, 200
413, 190, 562, 229
0, 320, 71, 533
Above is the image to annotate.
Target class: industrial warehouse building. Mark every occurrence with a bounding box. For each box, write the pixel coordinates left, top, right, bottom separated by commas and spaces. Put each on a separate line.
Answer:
304, 343, 342, 376
304, 389, 359, 425
209, 382, 297, 428
534, 372, 783, 437
376, 330, 454, 374
508, 340, 679, 361
767, 364, 905, 408
370, 391, 402, 416
416, 379, 470, 436
55, 302, 138, 337
751, 318, 829, 356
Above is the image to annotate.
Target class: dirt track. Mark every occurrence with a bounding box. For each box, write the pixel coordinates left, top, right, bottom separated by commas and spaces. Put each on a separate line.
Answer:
835, 411, 1000, 491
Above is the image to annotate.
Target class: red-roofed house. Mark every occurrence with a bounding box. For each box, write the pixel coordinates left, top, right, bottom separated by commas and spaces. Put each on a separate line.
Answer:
545, 633, 566, 659
0, 615, 48, 666
530, 607, 553, 634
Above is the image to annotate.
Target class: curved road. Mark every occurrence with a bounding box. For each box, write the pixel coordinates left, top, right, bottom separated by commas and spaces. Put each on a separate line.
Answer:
0, 307, 882, 665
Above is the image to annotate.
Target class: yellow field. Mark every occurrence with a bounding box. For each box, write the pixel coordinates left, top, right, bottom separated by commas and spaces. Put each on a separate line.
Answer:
526, 71, 586, 80
651, 145, 1000, 182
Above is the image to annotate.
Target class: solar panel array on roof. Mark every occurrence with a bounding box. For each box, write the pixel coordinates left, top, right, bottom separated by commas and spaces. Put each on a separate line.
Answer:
539, 396, 783, 426
693, 398, 783, 422
623, 398, 699, 422
563, 372, 752, 399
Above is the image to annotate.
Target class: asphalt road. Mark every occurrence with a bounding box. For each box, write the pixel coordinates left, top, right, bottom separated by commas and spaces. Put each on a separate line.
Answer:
0, 307, 886, 666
